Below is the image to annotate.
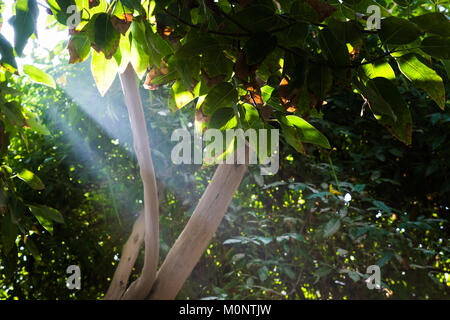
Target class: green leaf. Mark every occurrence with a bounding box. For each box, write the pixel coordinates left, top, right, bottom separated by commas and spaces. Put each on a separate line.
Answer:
277, 22, 309, 48
242, 103, 260, 128
314, 265, 333, 280
324, 218, 341, 237
280, 121, 305, 154
23, 65, 56, 88
379, 17, 422, 45
328, 19, 364, 44
145, 23, 174, 64
354, 76, 396, 121
201, 42, 233, 79
209, 108, 237, 130
254, 236, 272, 245
307, 65, 333, 102
120, 0, 146, 17
394, 53, 445, 110
28, 204, 64, 224
23, 109, 51, 135
0, 34, 18, 72
420, 37, 450, 60
243, 32, 277, 65
377, 251, 393, 267
360, 61, 395, 81
17, 169, 45, 190
28, 204, 64, 235
130, 32, 149, 78
367, 77, 413, 145
25, 237, 42, 261
170, 53, 200, 89
1, 214, 18, 254
258, 266, 269, 281
84, 13, 120, 59
281, 266, 296, 280
410, 13, 450, 37
11, 0, 39, 56
202, 82, 238, 115
319, 28, 349, 66
227, 5, 279, 32
172, 80, 194, 109
348, 271, 360, 282
47, 0, 77, 26
393, 0, 413, 7
442, 60, 450, 79
285, 115, 331, 149
91, 50, 118, 96
68, 33, 91, 64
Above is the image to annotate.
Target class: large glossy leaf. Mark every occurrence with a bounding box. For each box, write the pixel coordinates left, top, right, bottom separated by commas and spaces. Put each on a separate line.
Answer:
379, 17, 422, 45
172, 80, 194, 109
354, 77, 396, 121
394, 53, 445, 110
319, 28, 349, 66
2, 101, 25, 127
10, 0, 39, 56
17, 169, 45, 190
410, 13, 450, 37
28, 204, 64, 223
209, 108, 237, 130
285, 115, 331, 149
367, 77, 413, 145
130, 30, 149, 78
84, 13, 120, 59
23, 65, 56, 88
91, 50, 118, 96
420, 37, 450, 60
0, 34, 18, 72
360, 61, 395, 81
328, 19, 364, 44
145, 23, 174, 65
68, 33, 91, 64
202, 82, 238, 115
279, 120, 305, 154
28, 204, 64, 235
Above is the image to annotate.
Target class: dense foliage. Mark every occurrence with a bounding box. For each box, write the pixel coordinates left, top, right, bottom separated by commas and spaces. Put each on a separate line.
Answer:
0, 0, 449, 299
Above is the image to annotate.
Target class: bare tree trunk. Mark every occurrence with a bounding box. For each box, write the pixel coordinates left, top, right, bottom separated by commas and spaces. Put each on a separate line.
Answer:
105, 63, 160, 300
149, 163, 248, 300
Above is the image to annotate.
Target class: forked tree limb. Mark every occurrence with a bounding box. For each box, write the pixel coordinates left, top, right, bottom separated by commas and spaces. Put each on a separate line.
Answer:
106, 63, 160, 300
103, 212, 145, 299
149, 162, 248, 300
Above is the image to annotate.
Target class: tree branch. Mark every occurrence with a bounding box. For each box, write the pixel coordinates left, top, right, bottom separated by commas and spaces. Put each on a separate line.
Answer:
114, 63, 160, 300
103, 211, 145, 300
148, 161, 248, 299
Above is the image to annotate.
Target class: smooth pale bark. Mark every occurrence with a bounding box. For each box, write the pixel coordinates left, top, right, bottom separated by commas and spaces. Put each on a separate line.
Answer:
149, 162, 248, 300
111, 63, 160, 300
103, 212, 144, 299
